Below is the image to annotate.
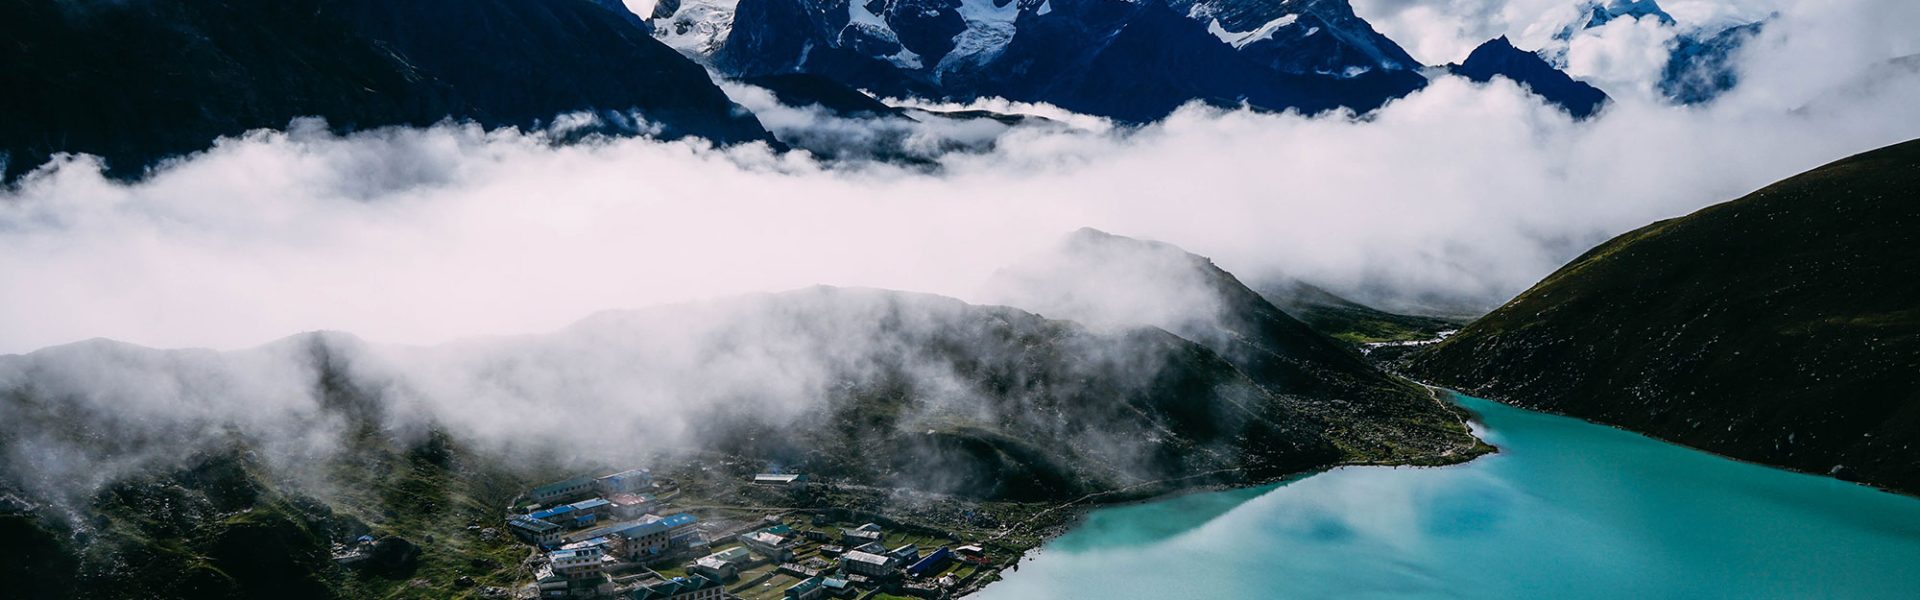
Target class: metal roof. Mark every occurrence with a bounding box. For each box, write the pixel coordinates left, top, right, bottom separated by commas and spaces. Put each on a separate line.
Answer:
510, 515, 562, 532
842, 550, 891, 566
628, 575, 719, 600
655, 513, 697, 528
569, 498, 612, 510
531, 477, 593, 496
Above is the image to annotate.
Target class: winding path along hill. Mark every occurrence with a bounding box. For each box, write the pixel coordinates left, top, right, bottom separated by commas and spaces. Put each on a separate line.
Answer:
1407, 138, 1920, 495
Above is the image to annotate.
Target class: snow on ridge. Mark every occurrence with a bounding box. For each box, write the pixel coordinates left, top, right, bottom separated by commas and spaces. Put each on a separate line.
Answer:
845, 0, 926, 69
847, 0, 896, 36
1207, 14, 1299, 49
936, 0, 1023, 77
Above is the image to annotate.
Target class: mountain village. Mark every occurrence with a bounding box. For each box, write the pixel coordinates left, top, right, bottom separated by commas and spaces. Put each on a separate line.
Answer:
496, 469, 1004, 600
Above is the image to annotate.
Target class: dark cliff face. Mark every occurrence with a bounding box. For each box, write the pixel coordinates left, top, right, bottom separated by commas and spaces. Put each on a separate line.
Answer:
1408, 138, 1920, 495
1449, 37, 1609, 119
0, 0, 771, 181
715, 0, 1426, 122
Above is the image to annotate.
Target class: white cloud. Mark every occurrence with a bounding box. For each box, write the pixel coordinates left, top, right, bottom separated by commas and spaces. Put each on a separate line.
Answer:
1354, 0, 1795, 66
1563, 15, 1683, 98
1, 0, 1917, 354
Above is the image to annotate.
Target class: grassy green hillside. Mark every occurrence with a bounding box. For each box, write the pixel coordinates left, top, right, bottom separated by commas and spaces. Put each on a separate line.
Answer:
0, 432, 544, 600
1409, 138, 1920, 494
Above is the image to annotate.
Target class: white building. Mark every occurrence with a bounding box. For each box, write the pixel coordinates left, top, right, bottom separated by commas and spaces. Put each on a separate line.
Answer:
608, 492, 658, 520
595, 469, 653, 495
839, 550, 897, 578
742, 531, 794, 562
549, 544, 607, 579
690, 556, 738, 581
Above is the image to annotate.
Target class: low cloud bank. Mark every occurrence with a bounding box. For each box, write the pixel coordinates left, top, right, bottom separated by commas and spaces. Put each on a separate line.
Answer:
2, 0, 1918, 354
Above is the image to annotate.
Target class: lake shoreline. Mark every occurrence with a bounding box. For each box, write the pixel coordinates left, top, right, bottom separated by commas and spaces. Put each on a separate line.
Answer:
958, 385, 1499, 597
1428, 385, 1920, 500
971, 392, 1920, 600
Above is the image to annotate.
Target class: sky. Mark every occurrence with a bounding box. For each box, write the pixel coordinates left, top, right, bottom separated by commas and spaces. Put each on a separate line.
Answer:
1, 0, 1917, 355
1352, 0, 1791, 64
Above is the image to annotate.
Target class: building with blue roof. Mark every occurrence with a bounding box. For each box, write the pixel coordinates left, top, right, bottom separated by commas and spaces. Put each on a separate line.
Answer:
610, 520, 672, 561
568, 498, 612, 520
611, 520, 669, 538
596, 469, 653, 495
508, 515, 565, 547
529, 503, 602, 530
655, 513, 697, 529
784, 576, 826, 600
906, 546, 952, 577
529, 476, 595, 505
529, 505, 576, 522
886, 543, 919, 563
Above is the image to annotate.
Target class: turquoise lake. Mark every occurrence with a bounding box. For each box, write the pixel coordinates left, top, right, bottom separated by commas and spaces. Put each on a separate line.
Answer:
975, 394, 1920, 599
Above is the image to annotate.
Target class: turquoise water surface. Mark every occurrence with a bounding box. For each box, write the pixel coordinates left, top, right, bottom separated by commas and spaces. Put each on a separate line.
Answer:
975, 394, 1920, 599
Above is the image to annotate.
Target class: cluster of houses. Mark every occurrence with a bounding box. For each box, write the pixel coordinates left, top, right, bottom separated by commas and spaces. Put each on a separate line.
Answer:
823, 524, 969, 584
507, 469, 989, 600
506, 469, 715, 599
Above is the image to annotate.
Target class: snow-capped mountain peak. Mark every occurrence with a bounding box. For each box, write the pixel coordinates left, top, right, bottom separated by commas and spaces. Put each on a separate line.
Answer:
651, 0, 743, 56
1556, 0, 1675, 41
935, 0, 1025, 76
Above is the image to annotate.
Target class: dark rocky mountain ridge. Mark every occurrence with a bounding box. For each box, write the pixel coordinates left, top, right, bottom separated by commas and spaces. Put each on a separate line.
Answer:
1449, 36, 1610, 119
0, 0, 773, 180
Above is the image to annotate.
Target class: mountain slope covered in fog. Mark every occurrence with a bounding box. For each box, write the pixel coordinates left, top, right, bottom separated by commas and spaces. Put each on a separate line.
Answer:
0, 272, 1482, 598
0, 0, 771, 180
1408, 138, 1920, 495
987, 229, 1478, 461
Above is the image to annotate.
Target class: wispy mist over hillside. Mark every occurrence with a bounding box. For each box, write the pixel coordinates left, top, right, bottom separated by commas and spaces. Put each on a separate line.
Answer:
1, 0, 1916, 355
3, 283, 1393, 509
